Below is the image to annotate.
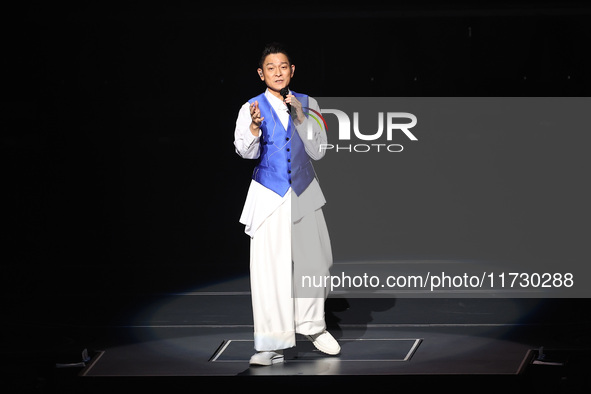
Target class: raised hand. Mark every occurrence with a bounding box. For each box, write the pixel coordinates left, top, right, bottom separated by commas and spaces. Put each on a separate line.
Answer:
249, 100, 264, 135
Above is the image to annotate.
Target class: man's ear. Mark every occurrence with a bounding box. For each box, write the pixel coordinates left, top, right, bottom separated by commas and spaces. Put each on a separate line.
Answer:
257, 68, 264, 80
290, 64, 295, 77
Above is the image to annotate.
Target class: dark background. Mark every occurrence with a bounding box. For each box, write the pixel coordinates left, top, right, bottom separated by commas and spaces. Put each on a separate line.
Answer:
3, 1, 591, 321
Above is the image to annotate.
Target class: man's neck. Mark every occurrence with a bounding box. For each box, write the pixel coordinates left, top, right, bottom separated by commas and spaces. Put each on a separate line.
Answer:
266, 87, 285, 101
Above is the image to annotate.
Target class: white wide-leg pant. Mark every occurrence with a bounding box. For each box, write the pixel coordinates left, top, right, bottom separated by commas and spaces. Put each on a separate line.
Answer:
249, 191, 333, 351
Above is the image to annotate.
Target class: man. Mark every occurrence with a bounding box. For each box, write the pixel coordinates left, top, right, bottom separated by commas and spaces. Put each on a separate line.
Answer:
234, 42, 340, 366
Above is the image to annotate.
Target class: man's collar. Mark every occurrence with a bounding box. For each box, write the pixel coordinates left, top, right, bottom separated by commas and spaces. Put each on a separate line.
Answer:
265, 88, 289, 110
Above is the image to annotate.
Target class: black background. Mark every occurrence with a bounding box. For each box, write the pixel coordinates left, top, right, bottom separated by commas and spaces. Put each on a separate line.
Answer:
3, 2, 591, 315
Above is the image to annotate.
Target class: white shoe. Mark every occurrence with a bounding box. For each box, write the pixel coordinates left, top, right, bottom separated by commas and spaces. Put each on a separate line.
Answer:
249, 350, 284, 366
304, 330, 341, 355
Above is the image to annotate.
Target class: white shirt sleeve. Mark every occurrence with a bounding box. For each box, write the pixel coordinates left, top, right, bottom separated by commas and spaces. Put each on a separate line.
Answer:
234, 101, 261, 159
294, 96, 327, 161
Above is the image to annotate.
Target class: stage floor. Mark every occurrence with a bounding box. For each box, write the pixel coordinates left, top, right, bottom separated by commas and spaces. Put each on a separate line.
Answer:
79, 274, 589, 380
3, 273, 591, 392
80, 322, 533, 377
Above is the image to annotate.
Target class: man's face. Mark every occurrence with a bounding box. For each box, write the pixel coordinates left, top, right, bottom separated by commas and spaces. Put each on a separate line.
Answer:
258, 53, 295, 92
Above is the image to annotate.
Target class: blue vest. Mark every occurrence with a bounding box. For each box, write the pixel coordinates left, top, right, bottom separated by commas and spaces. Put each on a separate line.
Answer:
248, 91, 315, 197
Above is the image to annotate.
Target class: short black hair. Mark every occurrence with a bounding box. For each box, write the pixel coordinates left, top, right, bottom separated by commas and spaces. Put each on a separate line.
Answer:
258, 42, 293, 69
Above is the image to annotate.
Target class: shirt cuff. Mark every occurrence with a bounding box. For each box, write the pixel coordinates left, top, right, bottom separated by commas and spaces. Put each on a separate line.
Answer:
245, 128, 261, 147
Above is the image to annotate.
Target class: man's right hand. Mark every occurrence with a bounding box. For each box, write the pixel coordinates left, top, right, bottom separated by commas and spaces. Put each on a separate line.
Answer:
249, 101, 264, 136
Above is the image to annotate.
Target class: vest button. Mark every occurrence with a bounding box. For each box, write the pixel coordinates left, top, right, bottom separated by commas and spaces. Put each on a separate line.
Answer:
286, 137, 289, 141
288, 170, 291, 174
286, 148, 290, 152
287, 159, 291, 162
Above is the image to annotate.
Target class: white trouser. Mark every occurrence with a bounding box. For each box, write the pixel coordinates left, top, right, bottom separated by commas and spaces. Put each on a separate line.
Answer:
249, 191, 333, 351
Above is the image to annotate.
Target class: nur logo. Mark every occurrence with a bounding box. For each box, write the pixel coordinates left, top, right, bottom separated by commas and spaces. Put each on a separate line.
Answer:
304, 106, 418, 153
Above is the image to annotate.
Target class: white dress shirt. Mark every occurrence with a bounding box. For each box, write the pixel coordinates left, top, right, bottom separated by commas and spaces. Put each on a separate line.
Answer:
234, 89, 328, 237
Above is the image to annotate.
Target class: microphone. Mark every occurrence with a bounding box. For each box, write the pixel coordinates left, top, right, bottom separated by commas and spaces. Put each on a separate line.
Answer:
280, 87, 291, 113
